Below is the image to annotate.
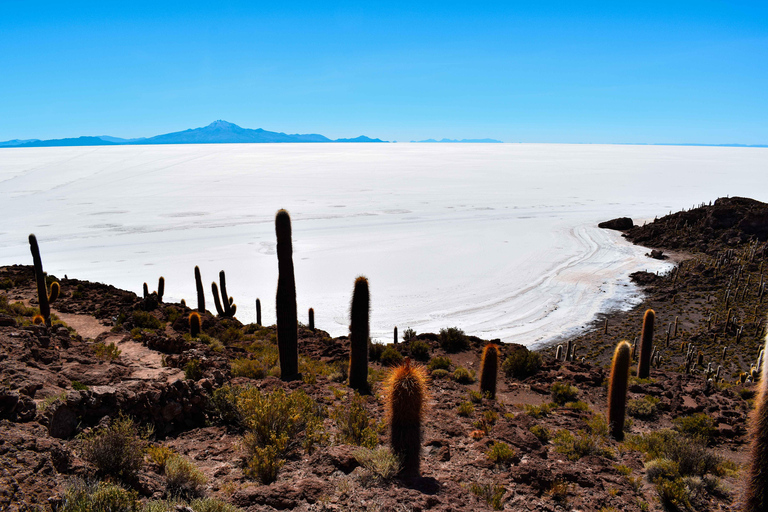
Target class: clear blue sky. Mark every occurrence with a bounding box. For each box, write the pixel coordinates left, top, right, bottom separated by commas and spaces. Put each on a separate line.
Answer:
2, 1, 767, 144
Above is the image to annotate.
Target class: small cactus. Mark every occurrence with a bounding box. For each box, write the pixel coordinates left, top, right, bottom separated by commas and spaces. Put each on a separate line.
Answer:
189, 312, 201, 337
212, 270, 236, 318
637, 309, 655, 378
556, 345, 563, 361
194, 266, 205, 313
566, 339, 573, 362
275, 209, 299, 380
479, 343, 499, 398
744, 334, 768, 511
608, 341, 632, 440
32, 314, 44, 325
28, 234, 58, 328
384, 358, 429, 477
348, 276, 370, 393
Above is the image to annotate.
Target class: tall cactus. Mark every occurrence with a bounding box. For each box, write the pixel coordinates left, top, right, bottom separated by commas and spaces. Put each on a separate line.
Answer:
637, 309, 655, 378
744, 334, 768, 511
28, 234, 58, 328
348, 276, 370, 393
384, 358, 428, 477
194, 266, 205, 313
608, 341, 632, 440
157, 276, 165, 303
308, 307, 315, 331
212, 270, 236, 317
479, 343, 499, 398
394, 326, 398, 345
275, 209, 298, 380
256, 298, 262, 326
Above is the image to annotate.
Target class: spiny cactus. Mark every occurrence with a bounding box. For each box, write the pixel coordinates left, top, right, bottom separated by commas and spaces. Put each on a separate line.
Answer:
637, 309, 655, 378
384, 358, 429, 477
189, 312, 201, 337
256, 298, 262, 326
157, 277, 164, 303
32, 314, 44, 325
194, 266, 205, 313
556, 345, 563, 361
744, 334, 768, 511
608, 341, 631, 440
143, 282, 149, 299
394, 326, 398, 345
565, 339, 573, 362
275, 209, 298, 380
348, 276, 370, 393
212, 270, 236, 317
308, 308, 315, 331
28, 234, 58, 328
479, 343, 499, 398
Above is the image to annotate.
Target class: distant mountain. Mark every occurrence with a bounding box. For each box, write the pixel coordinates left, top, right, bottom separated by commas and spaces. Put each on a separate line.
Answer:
0, 121, 387, 148
413, 138, 503, 143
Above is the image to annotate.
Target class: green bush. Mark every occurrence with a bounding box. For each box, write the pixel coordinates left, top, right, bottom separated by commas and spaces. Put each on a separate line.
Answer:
353, 446, 401, 480
165, 455, 207, 498
402, 328, 416, 342
457, 401, 474, 417
132, 310, 163, 329
439, 327, 469, 353
331, 392, 378, 448
529, 424, 551, 443
453, 366, 475, 384
553, 429, 611, 461
0, 278, 13, 290
627, 395, 660, 419
551, 382, 578, 405
523, 403, 553, 418
244, 442, 285, 484
430, 369, 450, 379
231, 358, 268, 379
469, 482, 506, 511
645, 458, 680, 483
502, 348, 541, 379
61, 479, 139, 512
468, 390, 483, 403
672, 413, 717, 442
486, 442, 515, 465
146, 445, 177, 470
93, 342, 121, 361
184, 359, 203, 380
368, 341, 385, 362
428, 356, 452, 371
656, 478, 691, 510
625, 430, 721, 477
80, 415, 149, 480
409, 340, 430, 361
379, 345, 404, 367
72, 381, 89, 391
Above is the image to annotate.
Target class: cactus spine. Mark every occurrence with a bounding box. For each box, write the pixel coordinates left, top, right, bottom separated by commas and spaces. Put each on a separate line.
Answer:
637, 309, 655, 378
309, 307, 315, 331
608, 341, 632, 440
479, 343, 499, 398
348, 276, 370, 393
194, 266, 205, 313
275, 209, 299, 380
256, 298, 262, 326
189, 312, 201, 337
744, 333, 768, 511
384, 359, 428, 477
212, 270, 236, 318
28, 234, 57, 328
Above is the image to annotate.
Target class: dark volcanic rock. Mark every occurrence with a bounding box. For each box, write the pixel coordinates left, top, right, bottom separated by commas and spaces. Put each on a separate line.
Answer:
598, 217, 634, 230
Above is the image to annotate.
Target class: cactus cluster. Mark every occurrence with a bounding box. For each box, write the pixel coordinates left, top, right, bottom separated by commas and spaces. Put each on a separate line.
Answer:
212, 270, 237, 318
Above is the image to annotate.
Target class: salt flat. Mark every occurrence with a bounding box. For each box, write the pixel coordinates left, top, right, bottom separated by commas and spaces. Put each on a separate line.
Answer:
0, 143, 765, 346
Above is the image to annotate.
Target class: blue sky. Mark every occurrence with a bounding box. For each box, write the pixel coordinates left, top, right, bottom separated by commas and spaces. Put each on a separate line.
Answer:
1, 1, 767, 144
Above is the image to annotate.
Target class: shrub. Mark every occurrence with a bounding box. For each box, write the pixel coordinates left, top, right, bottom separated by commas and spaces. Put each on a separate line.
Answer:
402, 328, 416, 342
93, 342, 121, 360
627, 395, 660, 419
486, 442, 515, 465
468, 390, 483, 403
184, 359, 203, 380
72, 381, 89, 391
430, 369, 450, 379
380, 345, 404, 367
165, 455, 207, 498
80, 415, 149, 480
625, 430, 721, 477
453, 366, 475, 384
551, 382, 578, 405
469, 482, 505, 510
439, 327, 468, 353
132, 310, 163, 330
566, 400, 590, 412
409, 340, 430, 361
331, 393, 378, 448
529, 424, 551, 443
188, 499, 244, 512
672, 413, 717, 442
428, 356, 452, 371
524, 403, 553, 418
244, 442, 285, 484
656, 478, 691, 510
586, 414, 609, 438
61, 479, 140, 512
553, 429, 611, 461
645, 458, 680, 483
231, 358, 268, 379
368, 341, 385, 362
502, 348, 541, 379
146, 445, 177, 470
353, 446, 401, 480
0, 278, 13, 290
473, 410, 499, 434
458, 401, 474, 417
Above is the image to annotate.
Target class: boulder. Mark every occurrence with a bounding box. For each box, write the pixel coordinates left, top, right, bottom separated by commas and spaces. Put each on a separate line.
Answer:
598, 217, 634, 230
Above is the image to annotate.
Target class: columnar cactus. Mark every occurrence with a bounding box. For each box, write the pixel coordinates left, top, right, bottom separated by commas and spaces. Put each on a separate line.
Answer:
157, 277, 165, 303
189, 312, 201, 337
28, 234, 58, 328
194, 266, 205, 313
566, 339, 573, 362
744, 335, 768, 511
479, 343, 499, 398
256, 298, 262, 326
637, 309, 655, 378
394, 326, 398, 345
556, 345, 563, 361
348, 276, 370, 393
608, 341, 632, 440
275, 209, 299, 380
384, 358, 429, 477
143, 282, 149, 299
212, 270, 236, 317
308, 308, 315, 331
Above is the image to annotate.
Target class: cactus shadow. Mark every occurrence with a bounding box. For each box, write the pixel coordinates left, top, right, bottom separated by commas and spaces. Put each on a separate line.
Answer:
398, 476, 440, 495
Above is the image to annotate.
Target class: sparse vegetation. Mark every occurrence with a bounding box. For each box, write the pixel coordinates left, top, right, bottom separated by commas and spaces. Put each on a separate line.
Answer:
79, 415, 149, 480
93, 342, 121, 360
551, 382, 578, 405
502, 348, 541, 378
486, 442, 515, 465
469, 482, 506, 510
353, 446, 401, 480
331, 392, 378, 448
439, 327, 468, 353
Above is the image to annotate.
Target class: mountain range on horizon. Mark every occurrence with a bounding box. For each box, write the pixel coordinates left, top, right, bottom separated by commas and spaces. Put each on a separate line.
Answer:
0, 120, 387, 148
413, 138, 503, 143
